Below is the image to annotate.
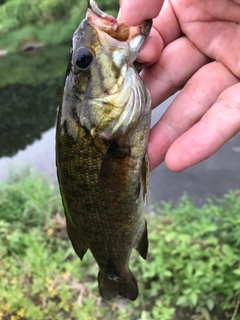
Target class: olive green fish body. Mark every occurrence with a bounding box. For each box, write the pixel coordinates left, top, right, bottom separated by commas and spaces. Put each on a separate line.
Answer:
56, 0, 152, 301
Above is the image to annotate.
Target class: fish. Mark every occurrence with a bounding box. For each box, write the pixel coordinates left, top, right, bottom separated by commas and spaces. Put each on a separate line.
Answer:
56, 0, 152, 301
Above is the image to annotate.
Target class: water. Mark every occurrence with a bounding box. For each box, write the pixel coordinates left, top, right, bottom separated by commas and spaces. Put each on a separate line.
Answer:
1, 46, 239, 207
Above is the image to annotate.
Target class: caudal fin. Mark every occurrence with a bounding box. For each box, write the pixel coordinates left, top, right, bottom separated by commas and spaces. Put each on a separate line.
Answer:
98, 271, 138, 301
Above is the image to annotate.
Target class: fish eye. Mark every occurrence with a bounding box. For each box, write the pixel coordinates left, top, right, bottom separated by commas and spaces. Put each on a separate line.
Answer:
74, 47, 93, 70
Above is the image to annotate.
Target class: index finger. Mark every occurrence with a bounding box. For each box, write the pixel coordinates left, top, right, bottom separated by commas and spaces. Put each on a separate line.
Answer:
118, 0, 164, 25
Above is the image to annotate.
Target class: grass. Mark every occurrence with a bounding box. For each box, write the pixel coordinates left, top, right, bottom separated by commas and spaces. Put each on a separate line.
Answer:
0, 168, 62, 227
1, 169, 240, 320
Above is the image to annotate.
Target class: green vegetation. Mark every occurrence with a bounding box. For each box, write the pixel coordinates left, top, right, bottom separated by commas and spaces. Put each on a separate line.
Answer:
0, 0, 119, 52
1, 170, 240, 319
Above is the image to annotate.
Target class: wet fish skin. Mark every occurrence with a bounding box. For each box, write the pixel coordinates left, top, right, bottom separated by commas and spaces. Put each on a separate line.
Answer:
56, 0, 152, 301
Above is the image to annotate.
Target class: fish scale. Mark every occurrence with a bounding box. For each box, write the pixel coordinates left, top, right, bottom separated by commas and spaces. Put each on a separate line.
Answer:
56, 0, 152, 301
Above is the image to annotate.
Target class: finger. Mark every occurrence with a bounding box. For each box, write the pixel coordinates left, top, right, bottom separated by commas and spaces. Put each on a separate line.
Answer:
135, 27, 164, 66
165, 82, 240, 171
118, 0, 164, 25
182, 21, 240, 79
147, 62, 239, 171
118, 0, 181, 66
141, 37, 210, 107
152, 0, 182, 46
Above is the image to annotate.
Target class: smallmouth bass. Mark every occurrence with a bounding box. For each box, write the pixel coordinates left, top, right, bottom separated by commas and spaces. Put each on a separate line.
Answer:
56, 0, 152, 301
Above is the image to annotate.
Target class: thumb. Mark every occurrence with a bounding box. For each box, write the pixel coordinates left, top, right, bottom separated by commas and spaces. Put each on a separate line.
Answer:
118, 0, 164, 25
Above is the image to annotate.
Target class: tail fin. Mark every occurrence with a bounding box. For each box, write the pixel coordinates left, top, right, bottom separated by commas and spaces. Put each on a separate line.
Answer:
98, 271, 138, 301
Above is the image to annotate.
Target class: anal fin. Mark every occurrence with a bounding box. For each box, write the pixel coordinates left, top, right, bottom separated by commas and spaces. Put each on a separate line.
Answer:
136, 220, 148, 260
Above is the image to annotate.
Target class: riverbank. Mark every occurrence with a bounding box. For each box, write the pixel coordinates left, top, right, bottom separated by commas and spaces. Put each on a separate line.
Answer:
0, 0, 118, 54
1, 169, 240, 320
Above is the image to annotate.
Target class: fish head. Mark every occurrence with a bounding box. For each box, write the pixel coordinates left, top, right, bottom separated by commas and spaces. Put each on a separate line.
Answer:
68, 0, 152, 140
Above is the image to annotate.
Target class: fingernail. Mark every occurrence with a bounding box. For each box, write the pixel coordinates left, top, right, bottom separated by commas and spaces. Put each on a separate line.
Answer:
117, 8, 122, 20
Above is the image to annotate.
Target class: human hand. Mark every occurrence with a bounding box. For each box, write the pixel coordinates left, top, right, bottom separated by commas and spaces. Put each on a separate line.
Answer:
118, 0, 240, 172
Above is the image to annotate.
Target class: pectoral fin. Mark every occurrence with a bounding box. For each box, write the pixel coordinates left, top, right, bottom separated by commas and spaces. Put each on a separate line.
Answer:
136, 220, 148, 260
99, 140, 130, 180
65, 215, 88, 260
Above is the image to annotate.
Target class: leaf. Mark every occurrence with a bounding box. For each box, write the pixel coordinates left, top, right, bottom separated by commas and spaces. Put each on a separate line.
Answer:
206, 299, 215, 311
163, 270, 172, 278
186, 263, 193, 276
190, 292, 198, 306
194, 269, 204, 277
234, 281, 240, 290
176, 296, 187, 306
233, 268, 240, 276
165, 232, 177, 243
178, 234, 192, 245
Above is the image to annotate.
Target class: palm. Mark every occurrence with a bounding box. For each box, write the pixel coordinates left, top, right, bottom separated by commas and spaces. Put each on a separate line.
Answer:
173, 0, 240, 78
141, 0, 240, 171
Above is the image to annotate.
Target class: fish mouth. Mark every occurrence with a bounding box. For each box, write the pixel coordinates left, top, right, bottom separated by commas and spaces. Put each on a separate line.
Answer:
87, 0, 152, 42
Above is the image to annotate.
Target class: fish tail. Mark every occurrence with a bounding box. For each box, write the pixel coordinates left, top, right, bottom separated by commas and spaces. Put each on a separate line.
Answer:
98, 270, 138, 301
